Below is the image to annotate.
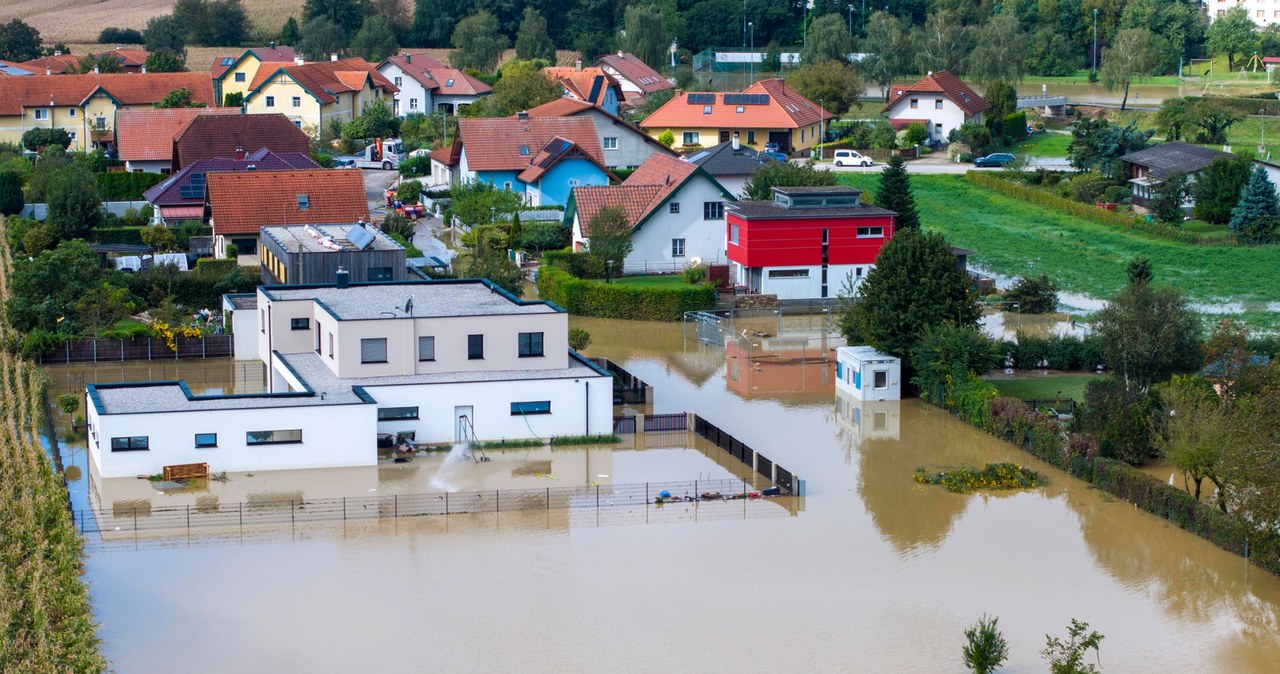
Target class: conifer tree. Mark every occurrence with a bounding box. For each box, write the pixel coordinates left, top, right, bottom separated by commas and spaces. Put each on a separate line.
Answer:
874, 154, 920, 230
1228, 165, 1280, 243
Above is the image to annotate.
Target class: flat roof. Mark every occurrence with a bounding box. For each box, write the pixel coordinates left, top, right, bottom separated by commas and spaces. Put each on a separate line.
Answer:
261, 223, 404, 254
772, 186, 862, 196
726, 201, 897, 220
261, 279, 561, 320
280, 352, 604, 392
223, 293, 257, 310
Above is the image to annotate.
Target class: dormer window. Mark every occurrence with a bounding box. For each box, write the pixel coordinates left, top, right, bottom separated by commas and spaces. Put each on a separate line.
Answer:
736, 106, 744, 113
297, 194, 309, 209
446, 79, 455, 87
220, 57, 235, 66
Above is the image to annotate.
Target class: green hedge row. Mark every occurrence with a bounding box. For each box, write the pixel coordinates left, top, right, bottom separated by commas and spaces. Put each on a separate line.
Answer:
92, 227, 144, 245
965, 171, 1209, 245
542, 249, 605, 279
536, 266, 715, 321
97, 172, 165, 201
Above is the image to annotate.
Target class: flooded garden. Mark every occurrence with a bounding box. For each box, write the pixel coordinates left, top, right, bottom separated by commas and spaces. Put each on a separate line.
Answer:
45, 316, 1280, 672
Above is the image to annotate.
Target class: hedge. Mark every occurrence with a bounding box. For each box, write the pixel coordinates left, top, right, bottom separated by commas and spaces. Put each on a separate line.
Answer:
964, 171, 1210, 245
194, 257, 237, 278
96, 172, 165, 201
542, 249, 605, 279
536, 266, 715, 321
92, 226, 145, 245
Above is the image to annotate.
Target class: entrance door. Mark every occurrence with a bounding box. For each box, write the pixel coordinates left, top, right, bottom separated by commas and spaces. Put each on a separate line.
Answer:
454, 406, 473, 443
719, 130, 731, 143
767, 131, 791, 153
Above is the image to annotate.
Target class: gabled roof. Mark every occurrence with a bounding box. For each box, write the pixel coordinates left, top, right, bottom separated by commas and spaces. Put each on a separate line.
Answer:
212, 46, 298, 79
883, 70, 990, 116
379, 53, 493, 97
457, 117, 604, 172
517, 136, 604, 183
207, 169, 369, 235
116, 107, 242, 162
573, 153, 731, 235
0, 72, 216, 115
684, 140, 779, 177
596, 52, 673, 95
0, 60, 35, 77
544, 66, 623, 108
1119, 141, 1234, 180
21, 54, 81, 75
96, 48, 149, 68
517, 98, 678, 157
145, 149, 321, 206
246, 57, 397, 105
173, 113, 311, 169
639, 78, 832, 130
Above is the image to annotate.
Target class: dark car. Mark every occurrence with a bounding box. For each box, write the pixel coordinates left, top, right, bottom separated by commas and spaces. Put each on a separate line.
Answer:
974, 153, 1015, 168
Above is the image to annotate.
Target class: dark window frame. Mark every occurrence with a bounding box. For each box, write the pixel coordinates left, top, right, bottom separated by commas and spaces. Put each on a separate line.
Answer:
194, 433, 218, 448
378, 406, 420, 421
290, 317, 309, 330
361, 337, 388, 364
110, 436, 149, 452
468, 334, 484, 360
511, 401, 552, 415
246, 429, 303, 445
418, 335, 436, 361
703, 201, 724, 220
518, 332, 544, 358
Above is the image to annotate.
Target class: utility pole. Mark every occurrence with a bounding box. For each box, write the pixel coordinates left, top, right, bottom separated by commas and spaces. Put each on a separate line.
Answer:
743, 0, 747, 49
1092, 8, 1099, 75
749, 22, 755, 84
847, 5, 854, 36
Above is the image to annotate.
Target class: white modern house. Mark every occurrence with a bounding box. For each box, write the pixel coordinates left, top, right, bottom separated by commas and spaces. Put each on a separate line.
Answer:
567, 153, 735, 273
87, 278, 613, 478
882, 70, 989, 141
835, 346, 901, 401
377, 53, 493, 115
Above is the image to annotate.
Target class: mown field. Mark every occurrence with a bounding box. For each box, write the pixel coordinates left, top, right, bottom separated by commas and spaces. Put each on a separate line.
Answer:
839, 173, 1280, 313
3, 0, 305, 43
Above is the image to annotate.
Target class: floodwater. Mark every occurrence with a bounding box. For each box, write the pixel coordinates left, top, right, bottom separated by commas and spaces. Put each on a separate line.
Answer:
51, 318, 1280, 672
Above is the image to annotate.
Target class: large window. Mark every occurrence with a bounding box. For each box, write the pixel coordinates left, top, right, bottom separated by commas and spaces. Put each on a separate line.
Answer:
418, 336, 435, 361
468, 334, 484, 360
518, 332, 544, 357
703, 202, 724, 220
511, 401, 551, 415
671, 238, 686, 257
34, 109, 48, 120
378, 407, 420, 420
768, 269, 809, 278
247, 429, 303, 445
856, 226, 885, 238
361, 338, 388, 363
110, 436, 149, 452
290, 317, 309, 330
682, 131, 699, 145
603, 136, 618, 150
368, 266, 393, 282
194, 433, 218, 448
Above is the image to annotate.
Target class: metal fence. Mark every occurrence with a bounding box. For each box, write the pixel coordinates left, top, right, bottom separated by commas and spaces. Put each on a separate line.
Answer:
77, 479, 754, 535
37, 335, 233, 364
593, 358, 651, 405
1024, 398, 1077, 416
693, 414, 800, 495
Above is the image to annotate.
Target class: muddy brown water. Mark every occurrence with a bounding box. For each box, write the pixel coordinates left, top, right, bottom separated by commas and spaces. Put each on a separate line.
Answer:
47, 317, 1280, 672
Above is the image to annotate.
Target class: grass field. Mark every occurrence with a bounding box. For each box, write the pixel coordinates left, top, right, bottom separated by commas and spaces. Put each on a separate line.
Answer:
3, 0, 306, 43
988, 374, 1095, 401
1002, 132, 1071, 157
839, 173, 1280, 314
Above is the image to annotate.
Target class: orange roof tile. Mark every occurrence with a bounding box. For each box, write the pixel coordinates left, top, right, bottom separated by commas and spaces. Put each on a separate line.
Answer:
574, 153, 703, 235
431, 68, 490, 96
457, 117, 603, 172
207, 169, 369, 236
597, 52, 673, 95
639, 78, 831, 130
96, 48, 150, 68
521, 98, 595, 118
116, 108, 242, 162
544, 66, 622, 107
0, 72, 216, 115
248, 57, 396, 104
882, 70, 989, 116
21, 54, 81, 75
212, 46, 297, 79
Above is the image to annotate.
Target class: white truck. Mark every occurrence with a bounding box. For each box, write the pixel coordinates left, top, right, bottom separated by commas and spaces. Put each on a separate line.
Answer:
342, 137, 404, 170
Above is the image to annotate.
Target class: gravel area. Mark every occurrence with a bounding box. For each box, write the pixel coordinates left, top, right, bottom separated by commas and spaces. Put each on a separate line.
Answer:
263, 282, 557, 320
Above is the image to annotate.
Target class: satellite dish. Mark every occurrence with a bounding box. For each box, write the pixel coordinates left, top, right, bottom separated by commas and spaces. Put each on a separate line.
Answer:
404, 298, 414, 315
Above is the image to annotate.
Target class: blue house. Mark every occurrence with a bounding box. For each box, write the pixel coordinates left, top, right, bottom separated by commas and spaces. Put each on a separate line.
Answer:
440, 115, 612, 207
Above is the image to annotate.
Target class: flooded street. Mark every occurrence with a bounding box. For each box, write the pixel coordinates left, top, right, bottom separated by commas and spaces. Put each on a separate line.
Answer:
53, 317, 1280, 672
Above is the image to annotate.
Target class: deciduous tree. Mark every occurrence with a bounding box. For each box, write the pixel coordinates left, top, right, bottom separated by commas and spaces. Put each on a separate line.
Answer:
912, 9, 972, 75
1192, 155, 1252, 224
1094, 272, 1201, 394
490, 60, 561, 115
1148, 172, 1188, 224
1100, 28, 1155, 111
1158, 374, 1229, 503
72, 53, 123, 74
297, 17, 347, 61
585, 205, 633, 283
514, 7, 556, 63
451, 12, 509, 74
1003, 274, 1059, 313
742, 161, 836, 200
800, 14, 853, 66
412, 0, 470, 48
154, 88, 206, 108
621, 5, 667, 70
303, 0, 370, 35
351, 15, 399, 62
46, 164, 104, 240
786, 61, 860, 116
1206, 6, 1257, 71
874, 154, 920, 230
858, 11, 913, 101
0, 19, 42, 62
962, 614, 1009, 674
965, 13, 1026, 84
144, 49, 188, 73
1042, 619, 1104, 674
144, 15, 186, 54
7, 240, 104, 334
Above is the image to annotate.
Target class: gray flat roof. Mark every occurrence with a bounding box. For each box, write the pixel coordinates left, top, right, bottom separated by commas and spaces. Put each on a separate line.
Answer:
726, 201, 896, 219
223, 293, 258, 310
261, 223, 404, 253
263, 280, 559, 320
280, 352, 604, 391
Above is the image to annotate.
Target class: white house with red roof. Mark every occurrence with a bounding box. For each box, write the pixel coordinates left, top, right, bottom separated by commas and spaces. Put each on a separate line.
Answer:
597, 52, 673, 107
519, 97, 675, 169
567, 153, 735, 273
377, 53, 493, 116
882, 70, 989, 141
639, 78, 831, 153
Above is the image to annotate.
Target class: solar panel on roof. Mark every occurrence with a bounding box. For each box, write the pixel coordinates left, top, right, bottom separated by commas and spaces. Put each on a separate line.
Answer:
687, 93, 715, 105
538, 138, 572, 167
347, 225, 375, 251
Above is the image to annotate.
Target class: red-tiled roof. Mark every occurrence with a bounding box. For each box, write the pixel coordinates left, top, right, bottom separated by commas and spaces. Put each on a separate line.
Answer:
207, 169, 369, 235
544, 66, 622, 108
173, 114, 311, 169
248, 57, 396, 104
883, 70, 990, 116
521, 98, 595, 117
639, 78, 831, 130
429, 144, 459, 167
596, 52, 673, 95
380, 55, 494, 97
0, 72, 216, 115
21, 54, 81, 75
96, 48, 149, 68
146, 150, 321, 206
574, 153, 700, 235
431, 68, 491, 96
117, 108, 242, 162
457, 117, 603, 171
516, 136, 607, 183
212, 46, 297, 79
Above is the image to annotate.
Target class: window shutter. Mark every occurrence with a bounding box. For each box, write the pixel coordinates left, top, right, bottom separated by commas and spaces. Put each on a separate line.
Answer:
361, 338, 387, 363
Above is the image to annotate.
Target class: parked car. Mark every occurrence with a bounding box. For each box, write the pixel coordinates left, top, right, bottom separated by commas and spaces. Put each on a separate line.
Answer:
333, 158, 357, 169
832, 150, 874, 167
974, 153, 1016, 168
762, 150, 788, 162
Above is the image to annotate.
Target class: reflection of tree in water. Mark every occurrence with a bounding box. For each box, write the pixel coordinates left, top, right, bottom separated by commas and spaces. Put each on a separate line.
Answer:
1065, 487, 1280, 664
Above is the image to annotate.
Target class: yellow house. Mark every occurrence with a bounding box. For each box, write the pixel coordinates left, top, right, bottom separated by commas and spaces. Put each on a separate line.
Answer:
0, 73, 217, 152
211, 44, 300, 105
638, 78, 832, 154
240, 57, 398, 136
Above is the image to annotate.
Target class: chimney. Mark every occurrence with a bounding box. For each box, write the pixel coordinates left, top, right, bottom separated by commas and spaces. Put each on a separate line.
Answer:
295, 56, 305, 66
406, 54, 411, 63
335, 267, 349, 288
731, 132, 740, 151
141, 65, 147, 74
235, 146, 245, 160
93, 66, 99, 74
517, 111, 529, 122
575, 59, 582, 71
45, 67, 51, 76
617, 51, 624, 59
331, 53, 339, 62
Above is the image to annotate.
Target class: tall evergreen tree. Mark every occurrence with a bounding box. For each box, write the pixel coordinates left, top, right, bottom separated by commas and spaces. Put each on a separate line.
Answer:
280, 17, 301, 45
351, 15, 399, 62
874, 155, 920, 231
514, 8, 555, 63
1228, 165, 1280, 243
411, 0, 473, 48
0, 171, 23, 216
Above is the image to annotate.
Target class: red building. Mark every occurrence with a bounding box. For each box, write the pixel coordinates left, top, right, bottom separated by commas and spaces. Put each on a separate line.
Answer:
725, 186, 896, 299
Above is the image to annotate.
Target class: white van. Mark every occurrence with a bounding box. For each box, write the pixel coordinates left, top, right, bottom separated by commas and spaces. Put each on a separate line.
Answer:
832, 150, 874, 167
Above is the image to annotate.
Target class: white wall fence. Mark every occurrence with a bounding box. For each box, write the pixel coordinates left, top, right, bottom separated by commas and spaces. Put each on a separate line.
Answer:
20, 200, 149, 221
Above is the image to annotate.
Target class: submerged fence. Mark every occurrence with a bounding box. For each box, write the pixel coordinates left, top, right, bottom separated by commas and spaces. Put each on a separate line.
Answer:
79, 478, 761, 536
693, 414, 801, 495
593, 358, 652, 405
37, 335, 232, 364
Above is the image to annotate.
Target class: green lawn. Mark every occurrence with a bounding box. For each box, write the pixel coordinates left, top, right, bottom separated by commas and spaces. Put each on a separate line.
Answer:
839, 173, 1280, 313
988, 375, 1095, 401
614, 274, 694, 288
1179, 219, 1230, 238
1003, 132, 1071, 157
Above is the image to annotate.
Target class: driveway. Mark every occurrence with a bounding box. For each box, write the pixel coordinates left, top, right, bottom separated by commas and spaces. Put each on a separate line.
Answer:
412, 214, 455, 266
361, 168, 399, 217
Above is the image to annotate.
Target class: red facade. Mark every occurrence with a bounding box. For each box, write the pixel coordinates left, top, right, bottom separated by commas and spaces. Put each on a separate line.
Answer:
726, 212, 896, 268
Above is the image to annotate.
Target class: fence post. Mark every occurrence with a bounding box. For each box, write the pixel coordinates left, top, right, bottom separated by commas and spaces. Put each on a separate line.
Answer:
93, 339, 97, 362
394, 494, 398, 518
291, 500, 295, 524
133, 506, 137, 531
495, 490, 500, 512
239, 502, 243, 528
596, 484, 599, 508
445, 491, 449, 514
186, 504, 190, 531
343, 497, 347, 520
147, 339, 152, 361
645, 482, 649, 504
546, 487, 550, 510
120, 338, 124, 361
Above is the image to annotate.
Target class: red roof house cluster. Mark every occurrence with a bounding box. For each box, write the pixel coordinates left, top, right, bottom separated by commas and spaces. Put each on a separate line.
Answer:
207, 169, 369, 236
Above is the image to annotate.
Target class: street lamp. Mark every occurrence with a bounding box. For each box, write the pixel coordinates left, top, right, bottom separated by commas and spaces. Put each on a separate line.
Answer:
847, 5, 855, 36
748, 22, 755, 84
1092, 9, 1099, 75
742, 0, 747, 49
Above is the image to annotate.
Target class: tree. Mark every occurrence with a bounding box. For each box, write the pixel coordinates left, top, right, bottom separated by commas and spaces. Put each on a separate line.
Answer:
657, 129, 675, 148
154, 88, 206, 108
98, 27, 144, 44
1004, 274, 1059, 313
1192, 100, 1244, 145
144, 15, 186, 54
1152, 97, 1194, 141
874, 155, 920, 230
909, 323, 999, 403
1206, 6, 1257, 71
983, 81, 1018, 121
913, 9, 972, 75
144, 49, 188, 73
280, 16, 302, 45
743, 161, 836, 200
202, 0, 250, 47
47, 165, 104, 240
450, 180, 523, 227
1148, 172, 1188, 224
801, 14, 853, 66
962, 615, 1009, 674
490, 60, 561, 115
0, 171, 22, 216
514, 8, 556, 63
621, 5, 667, 70
787, 61, 861, 116
950, 123, 993, 155
21, 128, 72, 152
7, 240, 104, 334
1042, 619, 1104, 674
1228, 165, 1280, 243
966, 13, 1026, 83
859, 12, 914, 101
73, 53, 123, 74
585, 206, 633, 282
140, 225, 178, 252
838, 228, 980, 360
1221, 372, 1280, 531
1192, 155, 1252, 224
351, 15, 399, 62
1101, 28, 1155, 111
298, 17, 347, 60
1158, 374, 1230, 503
1067, 117, 1152, 180
1126, 256, 1153, 285
74, 282, 134, 337
411, 0, 471, 48
568, 327, 591, 351
0, 19, 42, 62
451, 12, 508, 74
1094, 276, 1201, 394
303, 0, 370, 35
458, 246, 525, 296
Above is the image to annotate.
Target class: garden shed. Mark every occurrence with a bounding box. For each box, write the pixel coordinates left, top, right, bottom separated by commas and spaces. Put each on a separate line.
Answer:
835, 346, 901, 401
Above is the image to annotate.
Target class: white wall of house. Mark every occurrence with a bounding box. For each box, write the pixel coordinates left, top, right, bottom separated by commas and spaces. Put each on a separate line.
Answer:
712, 175, 749, 198
835, 346, 901, 401
123, 159, 172, 174
733, 263, 866, 300
228, 304, 258, 360
378, 62, 433, 117
583, 109, 665, 169
86, 397, 377, 478
884, 95, 980, 140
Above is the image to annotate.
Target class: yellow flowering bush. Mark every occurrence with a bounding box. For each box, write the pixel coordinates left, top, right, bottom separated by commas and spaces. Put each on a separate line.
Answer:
913, 462, 1042, 494
149, 320, 205, 352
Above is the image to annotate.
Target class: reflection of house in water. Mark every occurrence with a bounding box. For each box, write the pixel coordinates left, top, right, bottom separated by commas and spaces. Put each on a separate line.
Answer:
834, 388, 901, 446
725, 337, 834, 401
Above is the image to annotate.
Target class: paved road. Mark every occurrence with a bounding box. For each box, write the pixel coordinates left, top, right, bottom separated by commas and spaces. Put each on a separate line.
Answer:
361, 168, 399, 217
358, 168, 455, 265
817, 155, 1073, 175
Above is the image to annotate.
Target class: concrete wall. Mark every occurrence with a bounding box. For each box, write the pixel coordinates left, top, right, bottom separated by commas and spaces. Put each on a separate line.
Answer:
737, 263, 866, 299
589, 110, 663, 169
885, 95, 979, 140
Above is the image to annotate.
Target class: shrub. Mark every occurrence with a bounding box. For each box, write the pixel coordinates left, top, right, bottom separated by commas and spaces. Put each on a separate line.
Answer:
518, 222, 568, 252
568, 327, 591, 351
96, 171, 165, 200
536, 266, 715, 321
1003, 274, 1058, 313
399, 155, 432, 177
395, 180, 422, 204
682, 264, 707, 285
194, 257, 237, 278
22, 128, 72, 151
382, 212, 415, 240
224, 242, 239, 258
542, 249, 606, 279
91, 227, 145, 246
913, 462, 1042, 494
0, 170, 23, 215
20, 329, 62, 359
99, 27, 145, 44
962, 615, 1009, 674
